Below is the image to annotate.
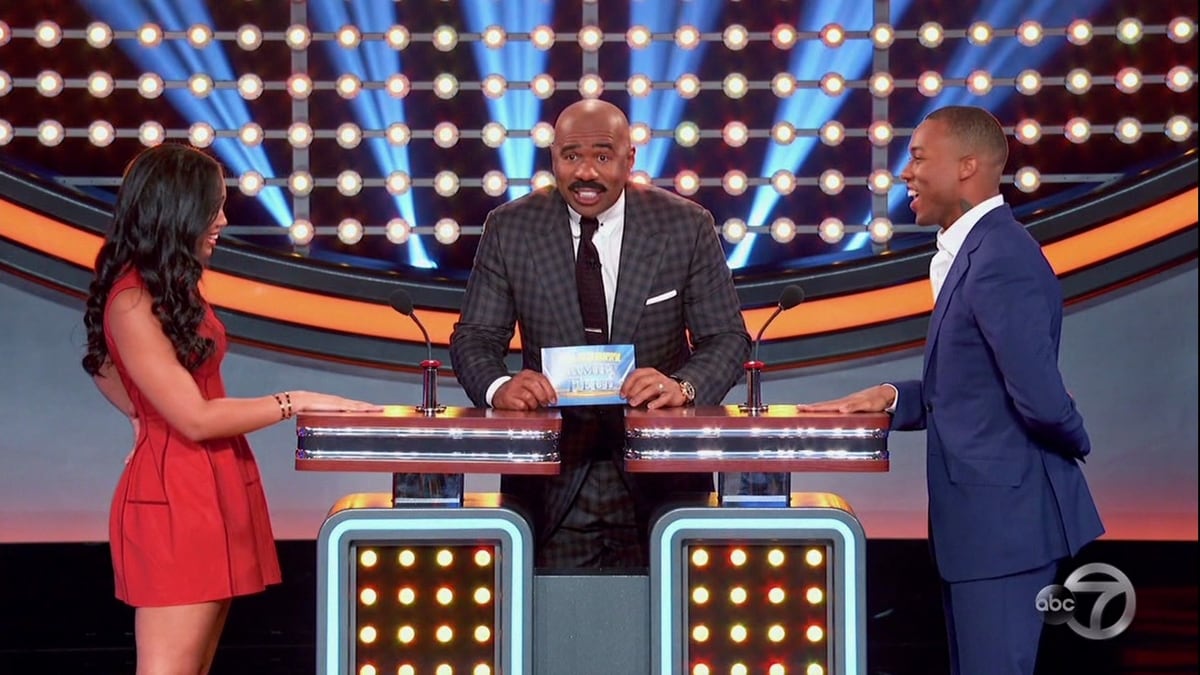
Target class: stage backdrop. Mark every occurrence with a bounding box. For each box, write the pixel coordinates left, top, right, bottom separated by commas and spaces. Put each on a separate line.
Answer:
0, 261, 1195, 543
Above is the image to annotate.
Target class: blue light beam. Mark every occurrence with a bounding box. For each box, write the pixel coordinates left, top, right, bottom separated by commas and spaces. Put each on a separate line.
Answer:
310, 1, 434, 268
80, 0, 293, 227
462, 0, 553, 201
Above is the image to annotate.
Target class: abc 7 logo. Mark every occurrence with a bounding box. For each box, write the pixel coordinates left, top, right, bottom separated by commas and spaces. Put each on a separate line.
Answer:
1036, 563, 1136, 640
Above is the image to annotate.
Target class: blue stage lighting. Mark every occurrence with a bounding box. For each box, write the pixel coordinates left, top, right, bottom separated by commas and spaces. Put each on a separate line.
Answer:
881, 0, 1108, 221
628, 0, 722, 178
310, 2, 434, 269
728, 2, 914, 269
463, 0, 553, 201
80, 0, 293, 228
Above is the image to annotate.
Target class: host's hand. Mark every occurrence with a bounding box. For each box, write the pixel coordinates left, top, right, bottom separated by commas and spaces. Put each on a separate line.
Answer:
290, 391, 384, 413
622, 368, 686, 409
493, 370, 557, 410
796, 384, 895, 414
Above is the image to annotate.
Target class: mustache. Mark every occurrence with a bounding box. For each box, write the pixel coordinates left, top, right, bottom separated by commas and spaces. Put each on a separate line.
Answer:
569, 181, 606, 192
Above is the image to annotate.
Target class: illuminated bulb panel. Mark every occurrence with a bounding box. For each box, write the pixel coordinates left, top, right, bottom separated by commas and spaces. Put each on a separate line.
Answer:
650, 506, 865, 675
317, 509, 532, 675
353, 543, 497, 673
685, 543, 829, 674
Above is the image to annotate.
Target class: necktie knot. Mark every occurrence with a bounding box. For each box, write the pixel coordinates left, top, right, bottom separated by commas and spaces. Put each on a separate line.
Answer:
579, 216, 599, 239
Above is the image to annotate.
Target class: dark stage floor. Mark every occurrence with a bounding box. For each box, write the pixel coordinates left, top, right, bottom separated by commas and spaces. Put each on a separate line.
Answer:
0, 539, 1194, 674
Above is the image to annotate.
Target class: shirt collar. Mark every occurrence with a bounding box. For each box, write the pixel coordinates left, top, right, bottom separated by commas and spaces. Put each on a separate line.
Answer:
937, 193, 1004, 257
568, 190, 626, 240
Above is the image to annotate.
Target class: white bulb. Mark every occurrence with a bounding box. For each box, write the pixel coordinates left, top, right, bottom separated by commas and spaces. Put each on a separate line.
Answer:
722, 170, 748, 196
386, 219, 411, 244
819, 217, 845, 244
36, 71, 64, 97
432, 25, 458, 52
286, 24, 311, 50
770, 218, 797, 243
434, 170, 460, 197
337, 123, 363, 149
237, 25, 263, 50
722, 219, 748, 244
386, 171, 412, 195
675, 74, 701, 99
239, 123, 264, 147
288, 122, 314, 148
819, 169, 845, 195
88, 121, 115, 147
771, 170, 796, 195
482, 170, 508, 197
188, 24, 213, 48
434, 218, 461, 244
289, 220, 315, 245
578, 74, 604, 98
674, 170, 700, 196
433, 73, 459, 99
482, 25, 506, 49
35, 21, 62, 48
629, 123, 651, 146
531, 122, 555, 148
481, 122, 506, 148
386, 26, 410, 50
86, 22, 113, 49
189, 122, 215, 148
239, 171, 265, 196
337, 218, 364, 245
337, 170, 363, 196
386, 74, 411, 98
137, 121, 164, 147
433, 122, 460, 148
868, 217, 893, 244
138, 73, 164, 99
238, 74, 264, 100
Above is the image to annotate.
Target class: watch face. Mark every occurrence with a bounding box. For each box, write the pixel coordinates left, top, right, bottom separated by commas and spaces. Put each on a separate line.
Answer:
682, 380, 696, 401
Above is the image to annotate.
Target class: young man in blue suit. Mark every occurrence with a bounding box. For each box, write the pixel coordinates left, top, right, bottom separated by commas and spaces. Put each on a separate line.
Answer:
800, 105, 1104, 675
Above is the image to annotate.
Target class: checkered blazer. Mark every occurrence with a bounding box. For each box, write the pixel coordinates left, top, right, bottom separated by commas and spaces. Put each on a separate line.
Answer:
450, 183, 751, 542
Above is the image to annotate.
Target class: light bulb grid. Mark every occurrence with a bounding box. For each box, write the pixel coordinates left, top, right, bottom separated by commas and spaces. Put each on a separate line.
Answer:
353, 544, 499, 675
685, 543, 830, 675
0, 16, 1191, 247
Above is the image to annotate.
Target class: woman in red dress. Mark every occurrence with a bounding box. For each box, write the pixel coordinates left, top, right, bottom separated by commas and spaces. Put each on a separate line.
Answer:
81, 144, 379, 674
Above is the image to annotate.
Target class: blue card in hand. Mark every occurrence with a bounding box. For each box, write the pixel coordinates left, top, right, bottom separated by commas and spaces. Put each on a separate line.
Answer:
541, 344, 636, 406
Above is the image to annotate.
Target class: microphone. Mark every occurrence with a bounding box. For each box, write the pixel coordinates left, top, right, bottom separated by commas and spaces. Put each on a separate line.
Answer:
387, 288, 444, 415
740, 284, 805, 414
751, 285, 805, 364
388, 288, 432, 363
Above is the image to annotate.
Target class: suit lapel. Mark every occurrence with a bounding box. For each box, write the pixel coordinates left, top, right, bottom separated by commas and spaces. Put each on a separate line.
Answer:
922, 207, 1004, 380
528, 193, 587, 345
610, 187, 665, 345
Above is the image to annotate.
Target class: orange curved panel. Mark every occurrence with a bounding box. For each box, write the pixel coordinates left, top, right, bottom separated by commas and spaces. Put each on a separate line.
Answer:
1, 188, 1195, 347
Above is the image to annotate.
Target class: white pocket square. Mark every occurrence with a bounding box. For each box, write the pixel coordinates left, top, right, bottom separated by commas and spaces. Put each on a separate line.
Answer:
645, 289, 678, 306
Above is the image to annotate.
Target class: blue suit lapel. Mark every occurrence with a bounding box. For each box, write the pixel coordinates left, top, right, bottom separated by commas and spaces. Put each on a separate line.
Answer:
922, 206, 1006, 380
610, 187, 665, 345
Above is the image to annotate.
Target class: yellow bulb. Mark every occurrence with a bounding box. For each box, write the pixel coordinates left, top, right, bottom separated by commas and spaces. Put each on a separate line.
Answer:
473, 665, 491, 675
807, 587, 825, 604
731, 664, 748, 675
359, 626, 377, 644
398, 550, 416, 567
436, 587, 454, 605
768, 624, 786, 642
806, 625, 825, 642
691, 549, 709, 567
474, 587, 492, 604
806, 665, 825, 675
767, 548, 786, 566
398, 666, 416, 675
435, 665, 453, 675
360, 550, 378, 567
770, 665, 787, 675
436, 625, 453, 643
359, 588, 377, 606
730, 625, 748, 643
729, 549, 747, 566
805, 548, 824, 566
397, 626, 415, 644
398, 587, 416, 605
692, 587, 710, 604
359, 666, 376, 675
475, 549, 493, 566
768, 586, 786, 604
691, 625, 710, 642
729, 587, 748, 605
692, 665, 711, 675
437, 549, 454, 567
474, 625, 491, 642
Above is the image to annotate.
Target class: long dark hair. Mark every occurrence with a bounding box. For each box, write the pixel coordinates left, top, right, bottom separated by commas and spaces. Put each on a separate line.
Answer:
82, 144, 225, 376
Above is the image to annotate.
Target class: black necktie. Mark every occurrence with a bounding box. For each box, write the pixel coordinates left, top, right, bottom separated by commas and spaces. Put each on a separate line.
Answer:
576, 216, 608, 344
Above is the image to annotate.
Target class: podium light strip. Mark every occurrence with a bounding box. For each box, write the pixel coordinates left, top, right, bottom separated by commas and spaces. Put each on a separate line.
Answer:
656, 517, 859, 675
323, 516, 527, 675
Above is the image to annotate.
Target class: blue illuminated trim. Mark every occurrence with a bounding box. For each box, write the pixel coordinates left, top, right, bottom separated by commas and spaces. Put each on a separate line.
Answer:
322, 516, 526, 675
655, 517, 858, 674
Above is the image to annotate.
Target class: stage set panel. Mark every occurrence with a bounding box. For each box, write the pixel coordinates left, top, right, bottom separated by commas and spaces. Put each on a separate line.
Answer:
302, 405, 889, 675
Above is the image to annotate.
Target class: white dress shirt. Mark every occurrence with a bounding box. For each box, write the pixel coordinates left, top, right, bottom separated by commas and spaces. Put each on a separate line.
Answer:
485, 192, 628, 406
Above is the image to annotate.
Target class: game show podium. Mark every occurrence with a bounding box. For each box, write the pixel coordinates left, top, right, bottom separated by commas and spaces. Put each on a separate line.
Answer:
296, 406, 562, 675
624, 405, 890, 675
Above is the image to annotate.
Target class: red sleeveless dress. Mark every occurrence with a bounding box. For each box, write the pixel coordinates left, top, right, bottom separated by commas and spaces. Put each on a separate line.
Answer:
105, 270, 281, 607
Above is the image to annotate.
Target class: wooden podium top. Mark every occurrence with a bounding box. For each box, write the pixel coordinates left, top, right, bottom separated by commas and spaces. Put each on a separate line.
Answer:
295, 405, 563, 474
623, 405, 891, 473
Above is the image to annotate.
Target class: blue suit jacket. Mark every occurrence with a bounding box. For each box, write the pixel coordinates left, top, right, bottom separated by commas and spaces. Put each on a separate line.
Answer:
892, 205, 1104, 583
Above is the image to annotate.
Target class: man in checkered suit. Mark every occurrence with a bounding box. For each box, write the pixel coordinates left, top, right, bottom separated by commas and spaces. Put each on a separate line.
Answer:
450, 99, 750, 569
